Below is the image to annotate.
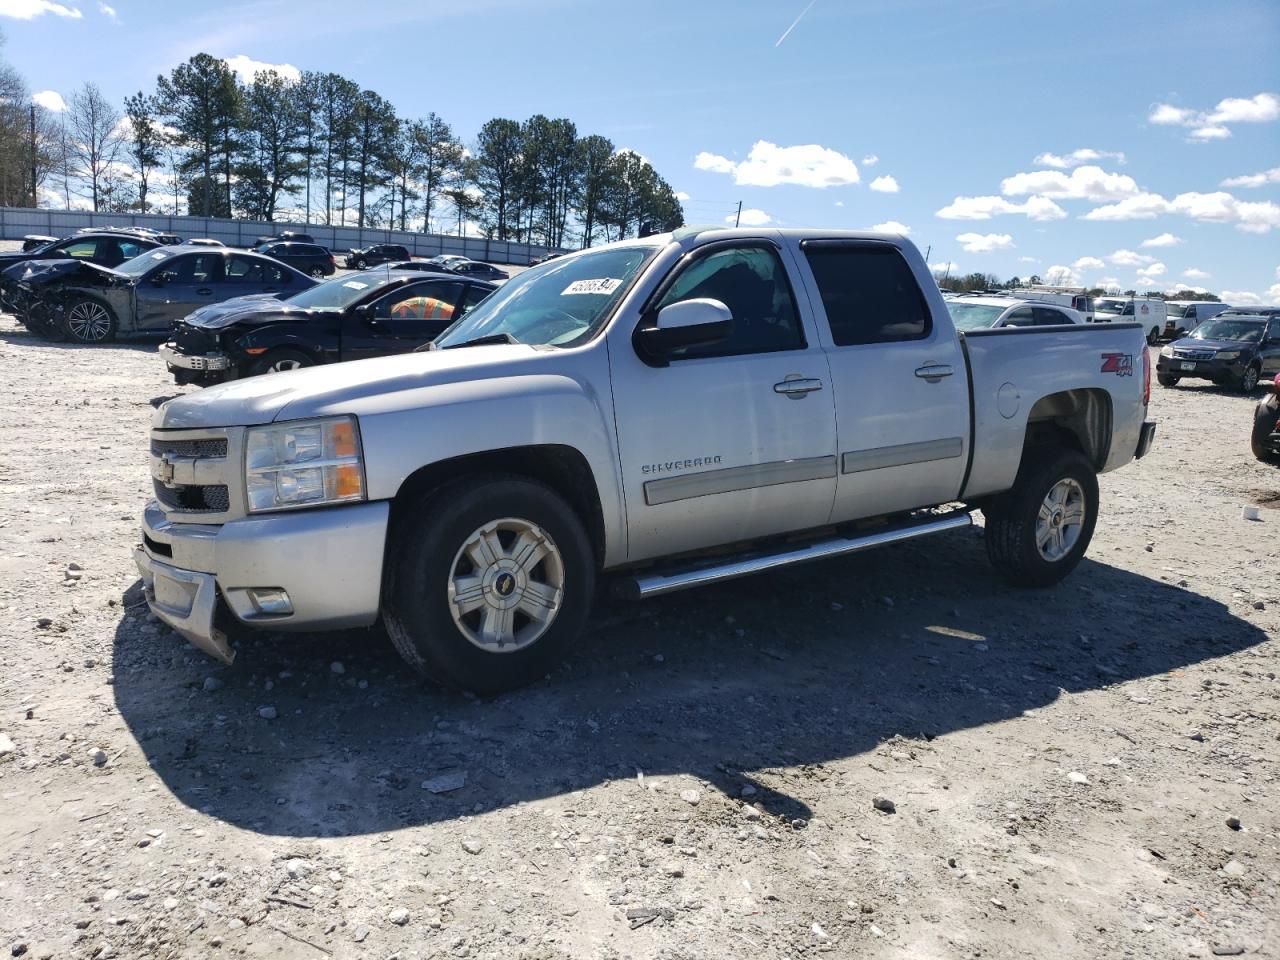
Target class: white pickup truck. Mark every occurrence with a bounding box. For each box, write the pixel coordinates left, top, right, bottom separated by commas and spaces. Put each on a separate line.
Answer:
136, 228, 1156, 692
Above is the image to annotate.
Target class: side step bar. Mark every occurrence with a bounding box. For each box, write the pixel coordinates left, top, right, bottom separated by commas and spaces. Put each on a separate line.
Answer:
622, 512, 973, 600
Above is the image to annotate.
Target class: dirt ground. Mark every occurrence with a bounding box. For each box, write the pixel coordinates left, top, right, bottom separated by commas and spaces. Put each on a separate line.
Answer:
0, 306, 1276, 960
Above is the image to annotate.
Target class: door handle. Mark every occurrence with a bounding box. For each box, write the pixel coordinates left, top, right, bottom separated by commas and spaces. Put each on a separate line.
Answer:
914, 364, 954, 381
773, 377, 824, 398
196, 288, 213, 296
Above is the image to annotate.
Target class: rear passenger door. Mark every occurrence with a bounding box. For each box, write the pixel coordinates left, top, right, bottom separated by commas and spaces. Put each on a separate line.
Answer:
794, 240, 970, 522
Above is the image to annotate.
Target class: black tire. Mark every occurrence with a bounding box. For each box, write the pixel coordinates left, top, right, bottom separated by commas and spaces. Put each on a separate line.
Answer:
309, 266, 327, 278
1157, 373, 1179, 387
1252, 401, 1280, 464
983, 446, 1099, 588
1147, 327, 1160, 346
383, 477, 595, 693
354, 257, 367, 270
1236, 363, 1261, 394
248, 347, 314, 376
63, 297, 117, 343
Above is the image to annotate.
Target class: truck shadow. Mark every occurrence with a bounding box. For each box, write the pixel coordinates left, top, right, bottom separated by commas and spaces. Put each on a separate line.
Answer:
111, 527, 1266, 838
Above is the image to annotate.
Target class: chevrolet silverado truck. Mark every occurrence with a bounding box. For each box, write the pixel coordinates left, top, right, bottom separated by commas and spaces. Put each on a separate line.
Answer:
135, 228, 1156, 693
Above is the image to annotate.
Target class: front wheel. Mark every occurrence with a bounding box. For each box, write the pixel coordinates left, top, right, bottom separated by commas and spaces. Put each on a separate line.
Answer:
384, 477, 595, 693
354, 257, 367, 270
23, 302, 66, 342
309, 266, 327, 278
1237, 364, 1261, 393
983, 447, 1099, 588
1157, 373, 1179, 387
63, 298, 117, 343
248, 347, 314, 376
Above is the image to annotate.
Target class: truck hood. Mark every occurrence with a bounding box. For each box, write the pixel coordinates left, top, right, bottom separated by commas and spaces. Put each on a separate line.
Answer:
181, 293, 291, 329
154, 344, 538, 429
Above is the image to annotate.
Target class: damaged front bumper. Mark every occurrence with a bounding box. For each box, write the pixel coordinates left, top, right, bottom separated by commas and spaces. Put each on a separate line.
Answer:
134, 499, 390, 662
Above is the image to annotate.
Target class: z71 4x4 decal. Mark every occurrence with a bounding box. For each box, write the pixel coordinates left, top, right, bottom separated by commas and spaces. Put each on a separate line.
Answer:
1101, 353, 1134, 376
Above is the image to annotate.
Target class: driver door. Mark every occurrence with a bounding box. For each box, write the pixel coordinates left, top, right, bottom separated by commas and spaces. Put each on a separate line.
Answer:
341, 280, 465, 360
134, 252, 223, 330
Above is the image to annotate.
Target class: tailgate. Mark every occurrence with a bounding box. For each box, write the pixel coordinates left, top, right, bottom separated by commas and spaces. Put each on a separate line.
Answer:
960, 322, 1149, 499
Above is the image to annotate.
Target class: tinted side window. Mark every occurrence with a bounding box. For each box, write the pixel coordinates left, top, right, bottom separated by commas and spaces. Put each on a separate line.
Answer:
59, 239, 101, 260
802, 245, 930, 346
1032, 306, 1067, 325
225, 256, 266, 283
116, 239, 147, 261
165, 254, 218, 284
1003, 306, 1035, 327
374, 281, 463, 321
460, 284, 491, 315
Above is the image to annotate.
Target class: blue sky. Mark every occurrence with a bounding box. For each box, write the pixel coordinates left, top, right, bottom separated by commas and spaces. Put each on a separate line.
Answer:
5, 0, 1279, 301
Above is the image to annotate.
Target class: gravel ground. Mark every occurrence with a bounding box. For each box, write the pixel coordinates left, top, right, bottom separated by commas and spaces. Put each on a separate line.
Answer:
0, 308, 1276, 959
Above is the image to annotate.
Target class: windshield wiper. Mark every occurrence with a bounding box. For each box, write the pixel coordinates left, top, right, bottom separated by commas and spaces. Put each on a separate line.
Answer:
441, 332, 521, 350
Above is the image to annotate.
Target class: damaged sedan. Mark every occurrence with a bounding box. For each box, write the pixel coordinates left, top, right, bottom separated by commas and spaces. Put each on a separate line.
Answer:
17, 247, 315, 344
162, 268, 494, 385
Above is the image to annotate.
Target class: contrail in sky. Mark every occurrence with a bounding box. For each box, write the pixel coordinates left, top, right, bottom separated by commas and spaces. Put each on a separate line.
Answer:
775, 0, 817, 47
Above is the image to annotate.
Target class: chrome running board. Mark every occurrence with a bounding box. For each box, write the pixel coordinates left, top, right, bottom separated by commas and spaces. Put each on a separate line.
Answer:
623, 512, 972, 599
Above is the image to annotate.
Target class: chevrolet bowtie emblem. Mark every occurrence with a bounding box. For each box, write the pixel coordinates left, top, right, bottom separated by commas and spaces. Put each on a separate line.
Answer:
157, 454, 176, 485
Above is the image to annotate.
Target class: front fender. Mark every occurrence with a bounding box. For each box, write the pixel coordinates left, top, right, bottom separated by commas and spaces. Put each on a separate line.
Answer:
234, 324, 336, 363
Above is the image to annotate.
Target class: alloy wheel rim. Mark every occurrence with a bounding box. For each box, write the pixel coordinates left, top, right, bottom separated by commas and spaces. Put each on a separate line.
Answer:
270, 358, 304, 372
1244, 368, 1258, 390
447, 517, 565, 653
68, 302, 110, 341
1035, 478, 1086, 562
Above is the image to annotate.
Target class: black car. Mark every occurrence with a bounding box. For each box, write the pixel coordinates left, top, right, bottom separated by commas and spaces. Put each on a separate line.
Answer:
19, 248, 314, 343
528, 251, 561, 266
253, 241, 336, 278
255, 230, 315, 246
344, 243, 411, 269
0, 230, 166, 324
1156, 314, 1280, 393
1253, 378, 1280, 464
161, 269, 496, 384
448, 260, 509, 281
21, 234, 58, 252
78, 225, 183, 246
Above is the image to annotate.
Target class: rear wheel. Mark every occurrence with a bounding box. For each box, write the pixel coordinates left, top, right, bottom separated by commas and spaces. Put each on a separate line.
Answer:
354, 257, 367, 270
1252, 401, 1280, 464
248, 347, 313, 376
983, 447, 1099, 588
1147, 326, 1160, 345
309, 266, 327, 278
1157, 373, 1179, 387
1237, 364, 1261, 393
63, 298, 117, 343
383, 477, 595, 693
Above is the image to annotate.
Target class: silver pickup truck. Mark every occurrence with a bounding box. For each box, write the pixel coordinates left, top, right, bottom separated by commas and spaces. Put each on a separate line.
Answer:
136, 228, 1156, 692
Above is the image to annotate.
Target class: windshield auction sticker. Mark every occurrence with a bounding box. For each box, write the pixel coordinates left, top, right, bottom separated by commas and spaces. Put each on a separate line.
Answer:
562, 278, 621, 296
342, 281, 369, 290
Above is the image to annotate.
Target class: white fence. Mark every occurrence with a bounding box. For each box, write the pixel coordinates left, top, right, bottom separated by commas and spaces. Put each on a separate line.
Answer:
0, 207, 564, 266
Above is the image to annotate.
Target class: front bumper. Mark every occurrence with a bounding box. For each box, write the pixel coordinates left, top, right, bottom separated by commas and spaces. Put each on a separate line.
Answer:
160, 343, 231, 371
1156, 354, 1246, 381
135, 499, 390, 661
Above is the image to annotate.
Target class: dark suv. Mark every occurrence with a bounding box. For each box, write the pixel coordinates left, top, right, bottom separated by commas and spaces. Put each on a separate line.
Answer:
1157, 314, 1280, 393
344, 244, 411, 269
255, 231, 315, 246
254, 241, 336, 278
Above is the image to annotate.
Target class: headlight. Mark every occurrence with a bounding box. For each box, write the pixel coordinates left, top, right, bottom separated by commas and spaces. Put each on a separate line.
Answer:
1216, 350, 1242, 361
245, 416, 365, 513
1159, 345, 1174, 358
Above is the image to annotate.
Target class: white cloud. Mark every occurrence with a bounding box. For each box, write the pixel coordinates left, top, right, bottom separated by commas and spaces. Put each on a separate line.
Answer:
1271, 282, 1280, 300
1018, 256, 1038, 264
1171, 191, 1280, 233
1072, 256, 1105, 271
1222, 289, 1264, 306
834, 200, 844, 208
1097, 276, 1121, 290
694, 140, 859, 188
223, 54, 301, 84
931, 261, 960, 275
1137, 262, 1167, 278
97, 1, 116, 20
1170, 282, 1209, 294
0, 0, 81, 18
1001, 165, 1139, 202
728, 208, 773, 227
871, 220, 910, 235
1183, 268, 1210, 280
956, 232, 1013, 253
32, 89, 66, 112
615, 147, 651, 165
1148, 92, 1279, 141
1108, 249, 1155, 267
862, 155, 879, 166
1141, 232, 1182, 247
935, 194, 1066, 221
1189, 125, 1231, 141
1044, 265, 1080, 286
674, 191, 690, 201
1082, 192, 1171, 221
1149, 103, 1196, 125
1221, 166, 1280, 189
869, 175, 899, 193
1033, 148, 1126, 169
1207, 92, 1280, 125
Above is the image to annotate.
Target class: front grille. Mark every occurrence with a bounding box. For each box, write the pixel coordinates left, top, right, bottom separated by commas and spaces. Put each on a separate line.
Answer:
151, 437, 228, 459
154, 480, 230, 513
1174, 348, 1216, 361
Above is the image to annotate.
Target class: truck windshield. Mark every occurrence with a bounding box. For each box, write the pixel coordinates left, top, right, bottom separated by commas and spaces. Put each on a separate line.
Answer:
946, 302, 1007, 330
1190, 318, 1264, 342
433, 244, 658, 349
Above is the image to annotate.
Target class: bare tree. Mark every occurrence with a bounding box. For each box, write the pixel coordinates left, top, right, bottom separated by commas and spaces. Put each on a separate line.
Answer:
66, 82, 124, 211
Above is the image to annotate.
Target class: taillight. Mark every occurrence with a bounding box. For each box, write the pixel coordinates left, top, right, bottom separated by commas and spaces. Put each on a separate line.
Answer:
1142, 346, 1151, 406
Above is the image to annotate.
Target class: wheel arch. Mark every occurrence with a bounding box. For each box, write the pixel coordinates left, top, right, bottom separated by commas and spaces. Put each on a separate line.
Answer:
386, 444, 607, 569
1022, 387, 1113, 471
